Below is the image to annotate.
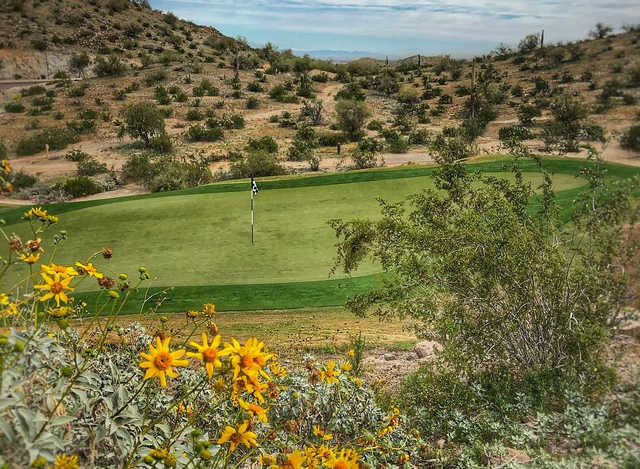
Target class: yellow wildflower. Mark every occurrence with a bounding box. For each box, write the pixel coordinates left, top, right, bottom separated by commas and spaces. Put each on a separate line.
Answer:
340, 362, 353, 372
347, 349, 355, 357
35, 272, 74, 306
49, 453, 79, 469
325, 448, 360, 469
42, 263, 77, 277
203, 303, 216, 316
139, 337, 188, 387
238, 397, 269, 422
1, 302, 19, 317
320, 360, 340, 384
75, 262, 103, 279
221, 337, 273, 379
0, 293, 9, 306
20, 252, 41, 264
187, 333, 222, 378
276, 450, 306, 469
217, 420, 257, 453
48, 306, 73, 318
313, 425, 333, 441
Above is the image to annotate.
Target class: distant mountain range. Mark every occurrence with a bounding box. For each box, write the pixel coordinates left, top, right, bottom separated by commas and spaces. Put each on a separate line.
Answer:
292, 49, 397, 62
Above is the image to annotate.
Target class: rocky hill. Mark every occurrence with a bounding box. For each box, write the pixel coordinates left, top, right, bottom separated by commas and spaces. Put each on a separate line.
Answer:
0, 0, 238, 80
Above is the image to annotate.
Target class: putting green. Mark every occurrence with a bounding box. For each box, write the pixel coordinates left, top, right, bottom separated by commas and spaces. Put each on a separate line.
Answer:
7, 171, 584, 288
2, 156, 638, 313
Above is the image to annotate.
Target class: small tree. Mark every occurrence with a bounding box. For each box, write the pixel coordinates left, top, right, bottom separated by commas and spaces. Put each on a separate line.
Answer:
335, 100, 370, 141
351, 138, 383, 169
518, 33, 540, 53
122, 102, 165, 146
589, 23, 613, 39
70, 52, 90, 78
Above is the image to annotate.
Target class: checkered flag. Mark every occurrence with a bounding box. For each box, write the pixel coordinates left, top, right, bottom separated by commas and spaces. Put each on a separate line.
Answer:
251, 178, 259, 196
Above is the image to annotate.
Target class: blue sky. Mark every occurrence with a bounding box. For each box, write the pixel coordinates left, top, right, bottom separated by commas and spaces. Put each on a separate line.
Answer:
148, 1, 640, 58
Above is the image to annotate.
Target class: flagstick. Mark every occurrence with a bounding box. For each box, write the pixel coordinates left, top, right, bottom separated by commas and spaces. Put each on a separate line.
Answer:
251, 186, 254, 245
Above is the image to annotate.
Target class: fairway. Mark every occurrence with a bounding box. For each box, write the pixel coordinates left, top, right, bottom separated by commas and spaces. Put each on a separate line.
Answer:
10, 171, 583, 287
4, 157, 639, 313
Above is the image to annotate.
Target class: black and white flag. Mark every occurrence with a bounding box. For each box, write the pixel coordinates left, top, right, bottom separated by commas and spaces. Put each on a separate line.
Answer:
251, 178, 259, 196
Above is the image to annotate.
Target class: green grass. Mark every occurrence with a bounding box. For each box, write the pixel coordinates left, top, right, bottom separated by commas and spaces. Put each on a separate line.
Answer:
4, 156, 639, 314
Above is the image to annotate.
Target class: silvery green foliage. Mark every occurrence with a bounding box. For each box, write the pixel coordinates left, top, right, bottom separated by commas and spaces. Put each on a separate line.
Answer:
0, 324, 425, 468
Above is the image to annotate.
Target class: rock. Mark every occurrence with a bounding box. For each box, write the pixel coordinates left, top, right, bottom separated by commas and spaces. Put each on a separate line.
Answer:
619, 320, 640, 338
383, 352, 396, 361
413, 340, 440, 359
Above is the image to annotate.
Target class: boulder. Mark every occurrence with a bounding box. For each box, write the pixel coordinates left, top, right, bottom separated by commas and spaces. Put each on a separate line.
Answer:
413, 340, 440, 359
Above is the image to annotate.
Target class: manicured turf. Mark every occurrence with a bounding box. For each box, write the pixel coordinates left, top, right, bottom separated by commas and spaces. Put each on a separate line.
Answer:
3, 156, 639, 313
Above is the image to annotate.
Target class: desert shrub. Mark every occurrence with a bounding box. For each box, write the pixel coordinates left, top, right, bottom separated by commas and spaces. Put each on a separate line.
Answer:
226, 114, 245, 130
246, 81, 264, 93
20, 86, 46, 97
230, 150, 286, 178
428, 131, 473, 161
331, 148, 638, 394
149, 133, 173, 153
59, 176, 101, 197
5, 101, 25, 113
76, 157, 108, 177
246, 97, 260, 109
543, 94, 589, 152
351, 137, 383, 169
517, 104, 542, 126
0, 141, 6, 159
9, 170, 37, 190
64, 149, 90, 162
144, 70, 167, 87
247, 136, 278, 154
94, 55, 126, 77
298, 100, 324, 126
511, 83, 524, 97
16, 128, 79, 156
383, 130, 409, 153
367, 120, 383, 132
518, 33, 540, 53
185, 109, 203, 121
335, 100, 371, 141
66, 118, 96, 135
193, 79, 219, 97
122, 102, 165, 146
287, 139, 314, 162
621, 125, 640, 151
408, 128, 430, 145
590, 22, 613, 39
187, 125, 223, 142
154, 86, 171, 105
499, 125, 534, 142
317, 132, 346, 147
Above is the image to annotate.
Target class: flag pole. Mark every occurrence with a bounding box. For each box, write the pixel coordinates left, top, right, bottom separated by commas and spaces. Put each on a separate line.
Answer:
250, 178, 254, 245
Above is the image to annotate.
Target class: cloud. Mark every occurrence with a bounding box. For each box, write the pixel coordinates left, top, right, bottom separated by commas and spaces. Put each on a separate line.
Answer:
149, 0, 640, 55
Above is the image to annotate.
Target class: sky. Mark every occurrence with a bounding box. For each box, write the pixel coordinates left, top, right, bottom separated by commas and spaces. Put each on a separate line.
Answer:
148, 1, 640, 58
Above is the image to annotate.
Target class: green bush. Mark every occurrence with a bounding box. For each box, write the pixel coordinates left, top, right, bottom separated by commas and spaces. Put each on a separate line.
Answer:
0, 141, 6, 159
9, 170, 37, 190
351, 137, 383, 169
336, 100, 371, 141
246, 97, 260, 109
517, 104, 542, 126
383, 130, 409, 153
5, 101, 25, 113
21, 86, 46, 97
408, 128, 430, 145
230, 150, 286, 178
621, 125, 640, 151
16, 128, 79, 156
185, 109, 203, 121
187, 125, 223, 142
287, 139, 314, 162
122, 102, 165, 146
317, 132, 346, 147
65, 149, 90, 162
60, 176, 101, 198
144, 70, 167, 87
499, 124, 534, 142
94, 55, 126, 77
149, 133, 173, 154
76, 158, 108, 177
247, 136, 278, 154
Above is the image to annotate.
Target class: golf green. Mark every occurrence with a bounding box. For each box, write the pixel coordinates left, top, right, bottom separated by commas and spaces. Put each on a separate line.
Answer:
2, 157, 638, 313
